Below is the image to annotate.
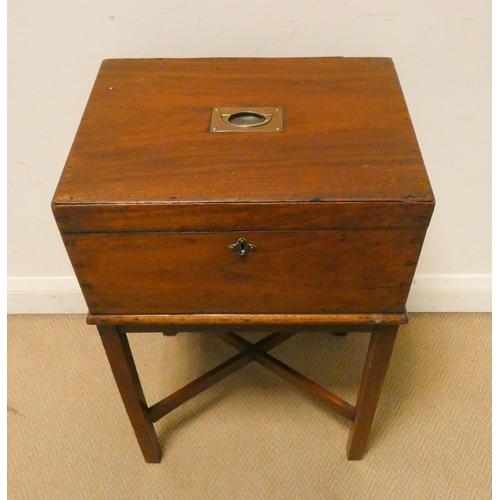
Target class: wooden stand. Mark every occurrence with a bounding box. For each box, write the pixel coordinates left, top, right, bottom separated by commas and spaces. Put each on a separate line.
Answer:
91, 313, 403, 463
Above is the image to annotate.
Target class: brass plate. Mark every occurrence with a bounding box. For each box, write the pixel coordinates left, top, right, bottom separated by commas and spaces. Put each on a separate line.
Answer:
210, 107, 283, 133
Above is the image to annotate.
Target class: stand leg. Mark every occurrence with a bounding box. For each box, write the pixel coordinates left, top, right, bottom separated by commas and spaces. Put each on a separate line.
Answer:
346, 325, 398, 460
98, 325, 161, 463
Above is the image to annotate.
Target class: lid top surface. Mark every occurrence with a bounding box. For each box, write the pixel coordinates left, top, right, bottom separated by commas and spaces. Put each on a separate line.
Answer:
53, 57, 434, 205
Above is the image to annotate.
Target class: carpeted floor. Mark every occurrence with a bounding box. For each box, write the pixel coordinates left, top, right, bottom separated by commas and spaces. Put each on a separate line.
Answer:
8, 314, 491, 499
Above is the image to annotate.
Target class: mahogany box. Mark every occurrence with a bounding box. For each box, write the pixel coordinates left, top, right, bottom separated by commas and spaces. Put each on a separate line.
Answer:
52, 57, 434, 322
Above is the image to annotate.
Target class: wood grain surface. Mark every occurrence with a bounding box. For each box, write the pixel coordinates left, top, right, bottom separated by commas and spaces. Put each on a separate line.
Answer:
64, 229, 425, 315
53, 200, 434, 232
89, 313, 408, 330
52, 57, 434, 209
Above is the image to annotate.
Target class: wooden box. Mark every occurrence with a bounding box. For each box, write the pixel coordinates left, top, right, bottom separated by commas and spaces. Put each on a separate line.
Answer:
52, 58, 433, 323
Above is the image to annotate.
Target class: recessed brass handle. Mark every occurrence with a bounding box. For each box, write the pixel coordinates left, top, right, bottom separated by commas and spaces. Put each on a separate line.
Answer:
229, 237, 257, 257
223, 111, 272, 128
210, 107, 283, 133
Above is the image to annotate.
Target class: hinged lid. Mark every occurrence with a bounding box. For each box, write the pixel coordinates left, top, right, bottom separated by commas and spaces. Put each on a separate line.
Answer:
52, 57, 434, 232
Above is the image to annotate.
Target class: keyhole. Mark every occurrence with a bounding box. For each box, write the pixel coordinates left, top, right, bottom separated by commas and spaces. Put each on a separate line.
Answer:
240, 242, 246, 253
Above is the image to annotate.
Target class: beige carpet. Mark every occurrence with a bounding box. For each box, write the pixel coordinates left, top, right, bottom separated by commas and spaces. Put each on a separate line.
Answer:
8, 314, 491, 499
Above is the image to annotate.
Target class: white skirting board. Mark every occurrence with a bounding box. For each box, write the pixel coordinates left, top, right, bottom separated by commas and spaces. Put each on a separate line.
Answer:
6, 274, 492, 314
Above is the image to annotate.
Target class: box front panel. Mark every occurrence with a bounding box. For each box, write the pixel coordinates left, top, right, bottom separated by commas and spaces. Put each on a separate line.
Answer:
63, 229, 425, 315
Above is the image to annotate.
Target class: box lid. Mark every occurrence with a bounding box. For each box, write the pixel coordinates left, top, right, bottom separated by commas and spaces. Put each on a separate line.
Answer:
52, 57, 434, 232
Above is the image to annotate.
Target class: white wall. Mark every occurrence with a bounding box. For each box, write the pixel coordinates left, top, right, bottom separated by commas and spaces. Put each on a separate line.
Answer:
7, 0, 491, 313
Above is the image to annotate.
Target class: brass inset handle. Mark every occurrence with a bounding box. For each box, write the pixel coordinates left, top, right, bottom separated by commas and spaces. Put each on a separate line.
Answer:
229, 237, 257, 257
210, 107, 283, 133
222, 111, 272, 128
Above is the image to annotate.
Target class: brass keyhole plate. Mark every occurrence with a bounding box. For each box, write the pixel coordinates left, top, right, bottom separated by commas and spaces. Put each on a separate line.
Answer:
229, 237, 257, 257
210, 107, 283, 133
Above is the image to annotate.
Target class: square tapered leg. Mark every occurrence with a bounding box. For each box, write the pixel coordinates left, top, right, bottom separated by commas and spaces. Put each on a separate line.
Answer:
346, 325, 398, 460
98, 325, 161, 463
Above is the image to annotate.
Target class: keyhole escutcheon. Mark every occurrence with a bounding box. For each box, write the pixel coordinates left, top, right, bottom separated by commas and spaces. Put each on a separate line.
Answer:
229, 237, 257, 257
